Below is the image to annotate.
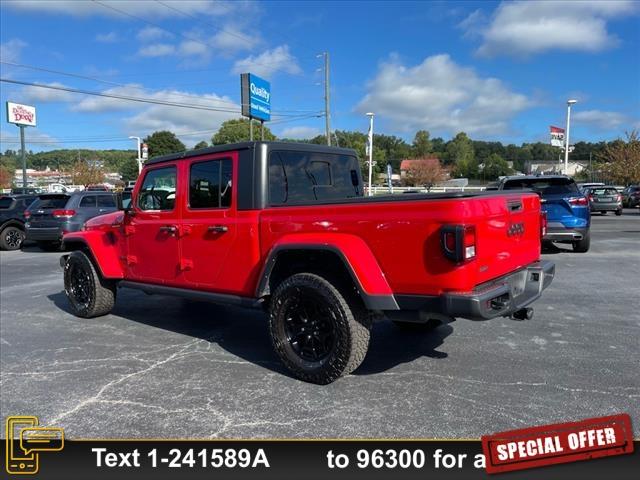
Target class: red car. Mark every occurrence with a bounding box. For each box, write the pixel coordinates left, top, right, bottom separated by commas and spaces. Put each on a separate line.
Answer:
60, 142, 554, 384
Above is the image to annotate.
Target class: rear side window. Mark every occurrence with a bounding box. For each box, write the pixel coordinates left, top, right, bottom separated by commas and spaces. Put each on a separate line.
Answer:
30, 196, 69, 209
268, 151, 361, 206
189, 158, 233, 209
137, 166, 177, 211
0, 197, 13, 209
79, 196, 97, 207
97, 195, 116, 207
503, 178, 578, 195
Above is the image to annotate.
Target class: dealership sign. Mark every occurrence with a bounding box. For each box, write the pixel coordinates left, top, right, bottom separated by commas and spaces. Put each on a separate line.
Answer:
6, 101, 37, 127
549, 125, 564, 148
241, 73, 271, 122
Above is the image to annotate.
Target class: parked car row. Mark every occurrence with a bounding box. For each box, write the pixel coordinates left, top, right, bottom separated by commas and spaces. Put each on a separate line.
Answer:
0, 191, 118, 251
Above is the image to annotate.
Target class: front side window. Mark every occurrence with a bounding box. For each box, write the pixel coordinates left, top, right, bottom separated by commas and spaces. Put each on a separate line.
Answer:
268, 151, 361, 206
189, 158, 233, 209
137, 166, 177, 211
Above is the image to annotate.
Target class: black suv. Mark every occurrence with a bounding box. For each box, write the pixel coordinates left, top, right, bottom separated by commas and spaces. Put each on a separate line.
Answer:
25, 191, 118, 251
0, 194, 38, 250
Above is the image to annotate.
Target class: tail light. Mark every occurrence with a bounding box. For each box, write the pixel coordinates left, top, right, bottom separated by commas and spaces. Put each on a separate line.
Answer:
24, 210, 31, 219
616, 194, 622, 202
52, 209, 76, 218
540, 211, 548, 239
588, 194, 594, 202
441, 224, 476, 264
569, 197, 588, 206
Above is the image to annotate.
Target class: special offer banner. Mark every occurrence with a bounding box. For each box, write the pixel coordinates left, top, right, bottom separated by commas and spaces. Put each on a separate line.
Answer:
2, 415, 639, 479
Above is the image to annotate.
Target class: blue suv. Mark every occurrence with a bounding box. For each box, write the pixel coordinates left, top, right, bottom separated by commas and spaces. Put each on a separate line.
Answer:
498, 175, 590, 252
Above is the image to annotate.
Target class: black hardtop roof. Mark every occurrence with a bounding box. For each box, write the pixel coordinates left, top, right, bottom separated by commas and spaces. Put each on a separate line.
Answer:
146, 141, 358, 165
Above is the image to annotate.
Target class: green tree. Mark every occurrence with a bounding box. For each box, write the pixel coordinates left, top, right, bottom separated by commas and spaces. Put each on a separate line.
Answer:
599, 130, 640, 185
483, 153, 512, 180
447, 132, 477, 178
193, 140, 209, 150
143, 131, 186, 158
119, 157, 140, 182
212, 119, 276, 145
412, 130, 432, 157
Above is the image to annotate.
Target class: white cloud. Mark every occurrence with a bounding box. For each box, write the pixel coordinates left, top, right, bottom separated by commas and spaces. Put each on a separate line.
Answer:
0, 39, 27, 63
209, 26, 261, 55
4, 0, 238, 17
178, 40, 209, 57
573, 110, 632, 130
355, 54, 531, 136
279, 126, 321, 139
95, 31, 119, 43
19, 82, 75, 103
232, 45, 301, 79
137, 43, 176, 57
136, 26, 172, 42
470, 0, 638, 58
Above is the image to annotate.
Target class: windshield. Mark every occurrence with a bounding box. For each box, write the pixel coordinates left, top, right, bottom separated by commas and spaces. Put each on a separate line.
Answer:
503, 178, 579, 195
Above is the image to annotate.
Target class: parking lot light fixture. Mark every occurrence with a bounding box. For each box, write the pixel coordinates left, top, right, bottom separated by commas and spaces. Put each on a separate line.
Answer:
564, 99, 577, 175
129, 136, 143, 174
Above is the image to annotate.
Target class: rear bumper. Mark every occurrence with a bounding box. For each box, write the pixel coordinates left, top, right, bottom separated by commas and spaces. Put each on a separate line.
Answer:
25, 226, 63, 241
544, 225, 588, 242
590, 202, 621, 211
390, 260, 555, 321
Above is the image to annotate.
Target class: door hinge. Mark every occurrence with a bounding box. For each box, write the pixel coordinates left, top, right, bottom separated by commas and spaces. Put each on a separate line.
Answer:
179, 259, 194, 271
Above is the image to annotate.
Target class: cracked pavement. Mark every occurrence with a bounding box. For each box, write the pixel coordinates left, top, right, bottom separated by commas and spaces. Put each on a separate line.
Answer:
1, 210, 639, 439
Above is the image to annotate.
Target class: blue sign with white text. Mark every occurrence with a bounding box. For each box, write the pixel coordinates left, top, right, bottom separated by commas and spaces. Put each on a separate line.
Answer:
241, 73, 271, 122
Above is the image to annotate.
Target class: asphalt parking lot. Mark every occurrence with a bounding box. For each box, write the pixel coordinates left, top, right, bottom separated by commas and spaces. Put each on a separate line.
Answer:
1, 209, 639, 439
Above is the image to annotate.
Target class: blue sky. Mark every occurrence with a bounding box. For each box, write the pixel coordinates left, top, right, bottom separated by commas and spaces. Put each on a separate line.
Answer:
1, 0, 639, 152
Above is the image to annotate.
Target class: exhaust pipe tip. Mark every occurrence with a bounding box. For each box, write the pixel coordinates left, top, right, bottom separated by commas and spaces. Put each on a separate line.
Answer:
511, 307, 534, 321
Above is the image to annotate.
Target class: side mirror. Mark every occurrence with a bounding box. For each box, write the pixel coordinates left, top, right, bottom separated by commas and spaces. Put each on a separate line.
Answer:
115, 192, 133, 212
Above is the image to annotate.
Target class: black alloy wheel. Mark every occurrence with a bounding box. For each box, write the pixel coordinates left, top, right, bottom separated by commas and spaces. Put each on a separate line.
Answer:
283, 289, 337, 362
0, 226, 25, 250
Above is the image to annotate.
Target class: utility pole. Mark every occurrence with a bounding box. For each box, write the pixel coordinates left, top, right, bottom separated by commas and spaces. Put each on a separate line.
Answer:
564, 99, 577, 175
319, 52, 331, 146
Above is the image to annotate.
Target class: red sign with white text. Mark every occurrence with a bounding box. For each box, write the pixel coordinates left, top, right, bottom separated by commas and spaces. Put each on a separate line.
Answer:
482, 414, 634, 474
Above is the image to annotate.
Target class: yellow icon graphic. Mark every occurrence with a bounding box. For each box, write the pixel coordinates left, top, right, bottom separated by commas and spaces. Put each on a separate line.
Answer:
5, 416, 64, 475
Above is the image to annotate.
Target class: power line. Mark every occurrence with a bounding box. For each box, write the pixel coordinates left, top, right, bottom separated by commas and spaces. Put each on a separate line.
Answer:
1, 62, 324, 114
0, 78, 322, 118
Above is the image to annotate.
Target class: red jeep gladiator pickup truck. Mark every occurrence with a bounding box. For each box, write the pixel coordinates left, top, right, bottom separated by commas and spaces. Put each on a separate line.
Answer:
60, 142, 554, 384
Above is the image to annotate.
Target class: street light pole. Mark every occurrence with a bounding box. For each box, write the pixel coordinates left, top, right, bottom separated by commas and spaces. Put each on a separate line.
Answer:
564, 99, 577, 175
366, 112, 374, 196
129, 136, 142, 174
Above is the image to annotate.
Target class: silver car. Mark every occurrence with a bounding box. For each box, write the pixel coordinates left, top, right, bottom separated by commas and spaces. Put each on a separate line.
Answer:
585, 187, 623, 216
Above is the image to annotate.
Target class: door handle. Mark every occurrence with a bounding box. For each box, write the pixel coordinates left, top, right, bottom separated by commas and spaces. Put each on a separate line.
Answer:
159, 225, 177, 234
208, 225, 228, 233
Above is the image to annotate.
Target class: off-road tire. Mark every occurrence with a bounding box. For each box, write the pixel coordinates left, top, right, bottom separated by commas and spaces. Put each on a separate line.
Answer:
572, 231, 590, 253
37, 241, 62, 252
63, 250, 115, 318
269, 273, 372, 384
0, 226, 25, 250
